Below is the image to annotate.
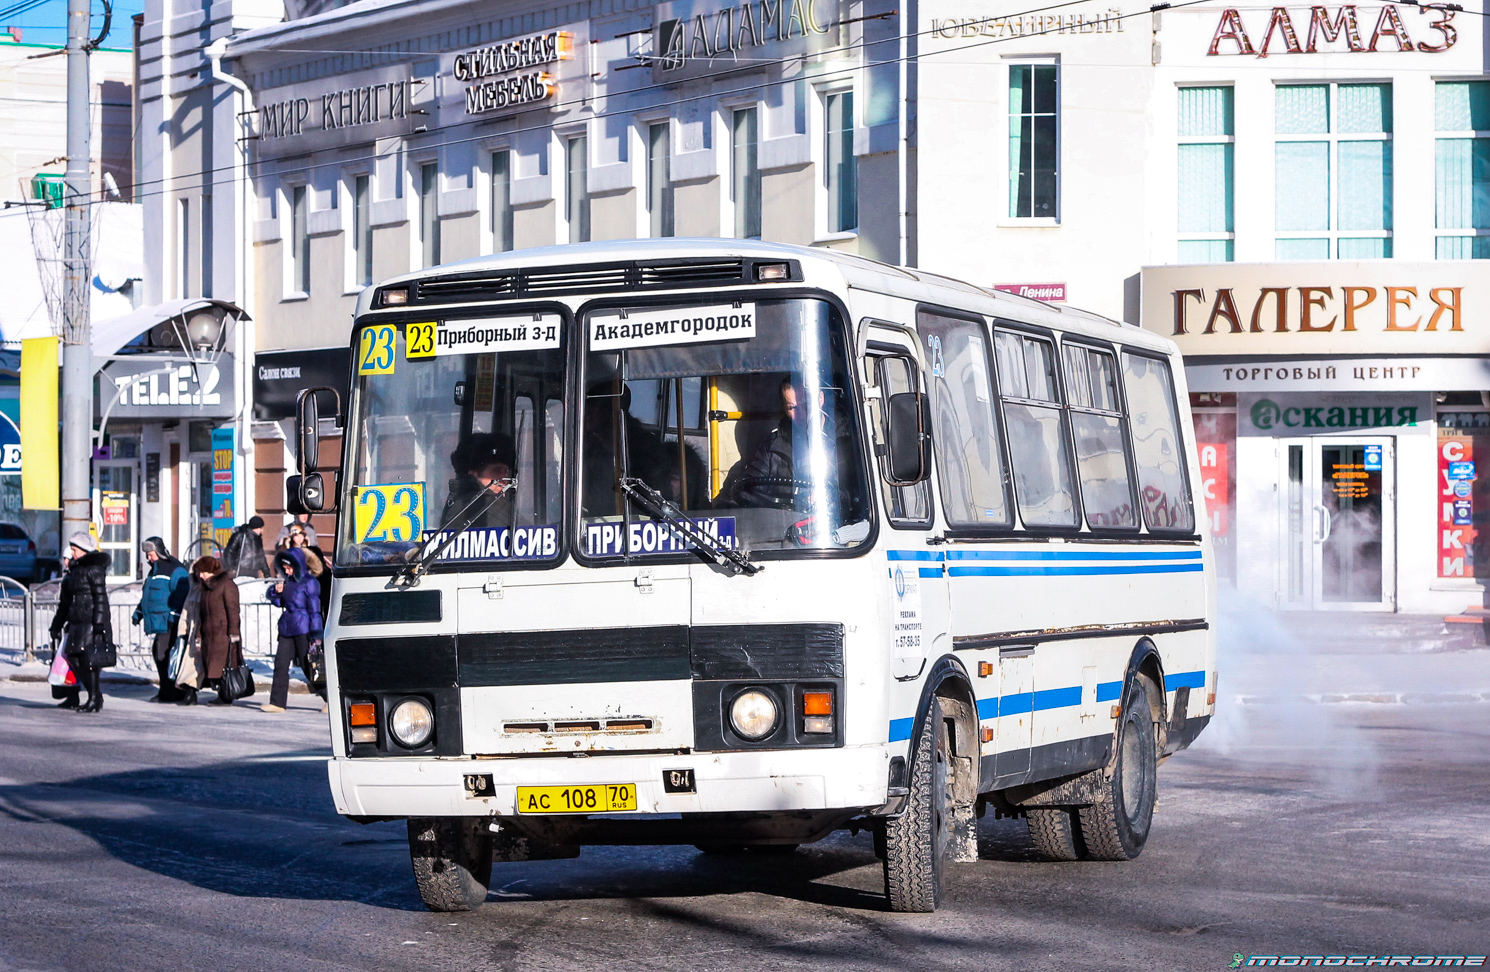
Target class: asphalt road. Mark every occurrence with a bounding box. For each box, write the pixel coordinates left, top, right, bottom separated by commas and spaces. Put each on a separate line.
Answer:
0, 680, 1486, 972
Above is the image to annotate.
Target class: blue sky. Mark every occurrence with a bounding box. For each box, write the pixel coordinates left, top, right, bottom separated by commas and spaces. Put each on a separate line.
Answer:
3, 0, 144, 49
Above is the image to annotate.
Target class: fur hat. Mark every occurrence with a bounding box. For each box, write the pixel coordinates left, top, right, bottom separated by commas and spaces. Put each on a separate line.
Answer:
68, 532, 97, 554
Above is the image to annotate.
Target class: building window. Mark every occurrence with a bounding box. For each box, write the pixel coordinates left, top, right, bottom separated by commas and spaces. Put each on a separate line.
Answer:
176, 197, 191, 299
289, 185, 310, 295
825, 91, 857, 233
1177, 86, 1234, 262
647, 122, 674, 238
1008, 63, 1058, 219
352, 174, 372, 287
566, 135, 590, 244
1274, 83, 1393, 260
1435, 81, 1490, 259
732, 107, 761, 239
200, 193, 213, 298
419, 163, 441, 268
491, 150, 513, 253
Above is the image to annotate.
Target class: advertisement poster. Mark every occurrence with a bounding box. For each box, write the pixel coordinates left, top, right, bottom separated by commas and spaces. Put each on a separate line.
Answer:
1436, 413, 1490, 578
211, 427, 235, 553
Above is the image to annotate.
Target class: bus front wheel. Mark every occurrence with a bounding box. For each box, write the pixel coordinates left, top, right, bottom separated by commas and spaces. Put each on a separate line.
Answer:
1078, 676, 1158, 861
407, 817, 494, 912
882, 697, 956, 912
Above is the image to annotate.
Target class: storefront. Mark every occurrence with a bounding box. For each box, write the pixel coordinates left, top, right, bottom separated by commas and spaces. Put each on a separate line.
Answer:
1143, 262, 1490, 614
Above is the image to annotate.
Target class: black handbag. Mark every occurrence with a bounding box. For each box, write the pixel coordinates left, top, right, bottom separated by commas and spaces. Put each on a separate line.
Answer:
218, 643, 256, 702
85, 637, 117, 669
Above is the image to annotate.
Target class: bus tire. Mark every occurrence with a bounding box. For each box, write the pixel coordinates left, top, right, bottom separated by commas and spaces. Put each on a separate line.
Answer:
1025, 808, 1084, 861
407, 817, 494, 912
882, 698, 953, 913
1078, 677, 1158, 861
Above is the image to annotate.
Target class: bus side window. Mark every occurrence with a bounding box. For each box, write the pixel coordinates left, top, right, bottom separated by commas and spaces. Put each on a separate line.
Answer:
1063, 344, 1139, 530
993, 330, 1078, 529
915, 310, 1011, 529
1121, 351, 1195, 533
872, 354, 932, 527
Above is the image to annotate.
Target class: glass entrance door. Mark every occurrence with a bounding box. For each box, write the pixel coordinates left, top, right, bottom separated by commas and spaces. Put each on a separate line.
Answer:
1280, 437, 1395, 611
94, 462, 139, 581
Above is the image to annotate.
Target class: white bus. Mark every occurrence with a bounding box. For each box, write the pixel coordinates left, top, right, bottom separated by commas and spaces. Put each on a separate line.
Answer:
292, 238, 1216, 914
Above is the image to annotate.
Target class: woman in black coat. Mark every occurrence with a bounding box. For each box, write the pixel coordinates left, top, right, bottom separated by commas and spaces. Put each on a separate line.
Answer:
49, 534, 114, 713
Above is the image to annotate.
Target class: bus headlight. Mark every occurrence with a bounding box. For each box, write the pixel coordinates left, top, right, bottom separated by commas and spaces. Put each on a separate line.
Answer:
389, 698, 434, 748
729, 689, 778, 740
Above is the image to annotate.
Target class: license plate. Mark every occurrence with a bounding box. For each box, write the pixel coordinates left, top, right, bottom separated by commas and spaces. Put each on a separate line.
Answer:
516, 784, 637, 814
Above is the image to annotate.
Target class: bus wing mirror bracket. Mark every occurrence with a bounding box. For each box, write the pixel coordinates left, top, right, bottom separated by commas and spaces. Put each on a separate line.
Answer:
886, 391, 932, 485
288, 472, 338, 515
294, 386, 341, 512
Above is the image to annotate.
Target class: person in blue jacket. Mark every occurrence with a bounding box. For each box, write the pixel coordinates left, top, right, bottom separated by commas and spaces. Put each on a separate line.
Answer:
132, 537, 191, 704
263, 547, 322, 713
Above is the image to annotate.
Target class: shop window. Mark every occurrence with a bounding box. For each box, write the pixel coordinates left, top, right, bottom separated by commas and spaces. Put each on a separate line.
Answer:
1434, 81, 1490, 259
1274, 83, 1393, 260
566, 135, 590, 244
825, 90, 857, 233
1177, 86, 1234, 262
916, 310, 1010, 529
1121, 352, 1193, 533
1008, 62, 1058, 220
647, 123, 674, 238
994, 330, 1077, 528
1063, 344, 1137, 529
352, 174, 373, 287
732, 107, 761, 239
289, 185, 310, 294
419, 163, 441, 268
491, 150, 514, 253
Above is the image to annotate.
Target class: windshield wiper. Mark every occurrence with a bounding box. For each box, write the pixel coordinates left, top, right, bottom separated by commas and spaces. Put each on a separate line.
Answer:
389, 478, 517, 589
618, 477, 761, 576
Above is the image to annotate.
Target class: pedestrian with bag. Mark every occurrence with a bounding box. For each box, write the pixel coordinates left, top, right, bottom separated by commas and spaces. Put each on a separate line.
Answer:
132, 537, 189, 703
190, 555, 248, 704
48, 534, 113, 713
263, 548, 323, 713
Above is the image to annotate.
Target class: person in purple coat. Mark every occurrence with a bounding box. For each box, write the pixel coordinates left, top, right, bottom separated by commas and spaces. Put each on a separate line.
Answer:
263, 548, 323, 713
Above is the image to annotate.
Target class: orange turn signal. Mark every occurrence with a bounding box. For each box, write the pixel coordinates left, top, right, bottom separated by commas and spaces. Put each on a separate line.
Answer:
349, 702, 377, 727
802, 691, 833, 716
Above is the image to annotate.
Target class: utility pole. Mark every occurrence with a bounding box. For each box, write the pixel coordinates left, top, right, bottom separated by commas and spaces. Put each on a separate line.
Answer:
60, 0, 93, 556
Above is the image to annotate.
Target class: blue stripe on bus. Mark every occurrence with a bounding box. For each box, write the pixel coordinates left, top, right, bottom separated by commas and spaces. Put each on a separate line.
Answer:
894, 676, 1208, 739
948, 563, 1204, 577
1165, 670, 1207, 691
944, 549, 1203, 561
887, 550, 945, 561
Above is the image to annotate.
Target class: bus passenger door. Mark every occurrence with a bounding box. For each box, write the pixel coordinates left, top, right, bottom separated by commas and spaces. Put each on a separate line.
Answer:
862, 323, 945, 680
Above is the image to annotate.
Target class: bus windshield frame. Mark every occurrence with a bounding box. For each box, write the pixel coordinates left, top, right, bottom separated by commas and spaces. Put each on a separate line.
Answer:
335, 302, 572, 574
573, 289, 877, 567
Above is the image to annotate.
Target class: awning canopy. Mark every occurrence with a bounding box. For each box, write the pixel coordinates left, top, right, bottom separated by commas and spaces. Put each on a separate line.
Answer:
91, 298, 249, 362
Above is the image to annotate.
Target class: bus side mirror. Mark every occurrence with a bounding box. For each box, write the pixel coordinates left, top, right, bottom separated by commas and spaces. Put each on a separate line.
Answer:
294, 386, 341, 512
886, 391, 932, 485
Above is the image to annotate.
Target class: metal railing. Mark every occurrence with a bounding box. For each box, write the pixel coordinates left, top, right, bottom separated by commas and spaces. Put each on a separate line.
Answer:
14, 577, 284, 670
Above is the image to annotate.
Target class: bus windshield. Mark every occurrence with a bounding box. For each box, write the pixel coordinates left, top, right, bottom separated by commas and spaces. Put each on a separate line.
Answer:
580, 297, 871, 559
338, 313, 567, 568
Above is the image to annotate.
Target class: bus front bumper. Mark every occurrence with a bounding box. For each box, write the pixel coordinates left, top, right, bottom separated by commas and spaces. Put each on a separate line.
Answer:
329, 745, 891, 819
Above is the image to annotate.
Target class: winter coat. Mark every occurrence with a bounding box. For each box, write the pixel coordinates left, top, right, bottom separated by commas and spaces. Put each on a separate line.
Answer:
49, 551, 113, 647
267, 550, 322, 638
196, 571, 241, 680
133, 557, 189, 634
222, 525, 268, 578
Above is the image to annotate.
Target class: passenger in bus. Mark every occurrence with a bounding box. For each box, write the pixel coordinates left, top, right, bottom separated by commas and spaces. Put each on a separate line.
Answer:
440, 433, 517, 531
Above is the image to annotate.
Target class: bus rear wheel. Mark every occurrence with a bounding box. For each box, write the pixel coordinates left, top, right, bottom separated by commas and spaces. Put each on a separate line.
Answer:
1025, 807, 1084, 861
407, 817, 494, 912
1078, 677, 1158, 861
882, 698, 955, 912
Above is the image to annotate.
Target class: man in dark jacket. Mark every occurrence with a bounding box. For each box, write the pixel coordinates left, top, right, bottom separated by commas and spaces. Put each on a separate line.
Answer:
132, 537, 189, 703
440, 433, 517, 531
49, 533, 113, 713
221, 516, 269, 578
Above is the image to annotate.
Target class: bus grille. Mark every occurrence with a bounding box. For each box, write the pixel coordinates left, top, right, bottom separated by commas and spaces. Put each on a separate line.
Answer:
410, 259, 755, 305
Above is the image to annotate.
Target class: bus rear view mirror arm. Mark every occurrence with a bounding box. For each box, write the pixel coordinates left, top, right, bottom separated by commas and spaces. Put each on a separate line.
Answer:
294, 386, 342, 513
886, 391, 932, 485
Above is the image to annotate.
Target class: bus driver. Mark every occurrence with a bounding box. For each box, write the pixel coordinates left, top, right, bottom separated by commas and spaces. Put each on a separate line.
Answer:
440, 432, 517, 530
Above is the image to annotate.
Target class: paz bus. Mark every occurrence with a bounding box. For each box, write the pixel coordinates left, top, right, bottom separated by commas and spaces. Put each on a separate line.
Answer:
291, 238, 1216, 913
